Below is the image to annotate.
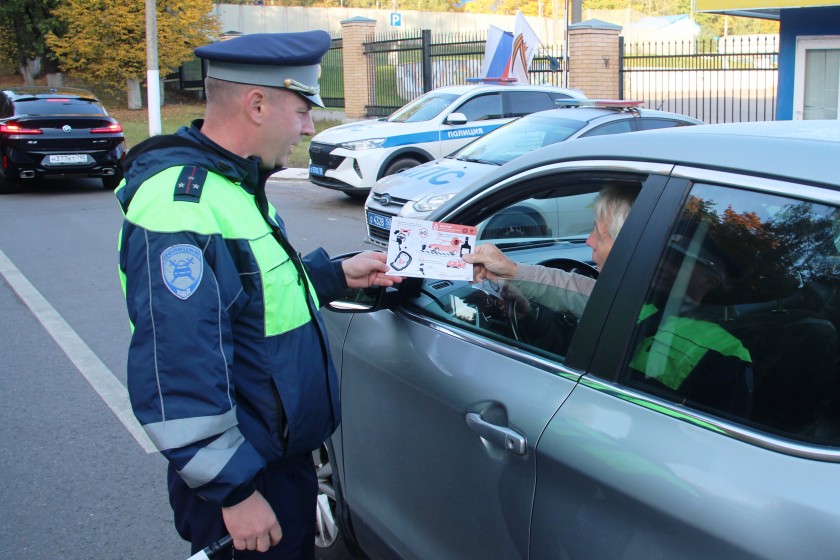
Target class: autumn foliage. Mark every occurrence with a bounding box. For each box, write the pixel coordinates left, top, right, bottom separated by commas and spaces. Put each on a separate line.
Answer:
46, 0, 220, 91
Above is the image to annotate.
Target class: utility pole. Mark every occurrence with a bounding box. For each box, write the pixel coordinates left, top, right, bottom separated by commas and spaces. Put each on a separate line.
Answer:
146, 0, 162, 136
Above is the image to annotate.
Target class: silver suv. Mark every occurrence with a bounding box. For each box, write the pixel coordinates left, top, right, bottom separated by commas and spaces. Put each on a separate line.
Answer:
317, 120, 840, 560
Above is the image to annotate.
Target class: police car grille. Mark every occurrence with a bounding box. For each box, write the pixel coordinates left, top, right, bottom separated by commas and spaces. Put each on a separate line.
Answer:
370, 193, 410, 208
309, 142, 342, 169
368, 223, 390, 246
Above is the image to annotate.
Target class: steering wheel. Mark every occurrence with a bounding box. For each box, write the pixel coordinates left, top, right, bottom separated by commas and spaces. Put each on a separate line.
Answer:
505, 258, 599, 346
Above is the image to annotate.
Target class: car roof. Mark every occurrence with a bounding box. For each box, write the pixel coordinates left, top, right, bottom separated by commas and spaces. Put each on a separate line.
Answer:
2, 86, 100, 101
432, 83, 585, 96
478, 119, 840, 189
522, 106, 705, 124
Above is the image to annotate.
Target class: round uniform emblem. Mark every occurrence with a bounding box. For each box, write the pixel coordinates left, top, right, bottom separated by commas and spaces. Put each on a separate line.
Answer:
161, 244, 203, 300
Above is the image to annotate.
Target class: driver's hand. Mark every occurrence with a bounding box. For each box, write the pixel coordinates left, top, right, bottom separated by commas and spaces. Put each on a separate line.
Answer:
463, 244, 517, 283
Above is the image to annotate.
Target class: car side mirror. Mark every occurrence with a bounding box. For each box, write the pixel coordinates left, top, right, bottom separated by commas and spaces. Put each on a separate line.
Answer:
446, 112, 468, 125
327, 286, 401, 313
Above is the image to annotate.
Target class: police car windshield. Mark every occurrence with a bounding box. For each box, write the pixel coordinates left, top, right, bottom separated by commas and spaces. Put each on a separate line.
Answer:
454, 115, 587, 165
387, 92, 461, 123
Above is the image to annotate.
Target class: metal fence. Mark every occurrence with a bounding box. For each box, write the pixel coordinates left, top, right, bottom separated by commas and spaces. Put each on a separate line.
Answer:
620, 35, 779, 124
320, 35, 344, 108
176, 31, 779, 125
364, 29, 566, 117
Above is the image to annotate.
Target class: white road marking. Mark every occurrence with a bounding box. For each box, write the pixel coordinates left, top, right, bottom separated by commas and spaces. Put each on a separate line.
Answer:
0, 247, 157, 453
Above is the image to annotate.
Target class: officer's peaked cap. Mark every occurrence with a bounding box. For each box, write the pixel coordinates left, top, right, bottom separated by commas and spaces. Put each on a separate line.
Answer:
194, 31, 331, 107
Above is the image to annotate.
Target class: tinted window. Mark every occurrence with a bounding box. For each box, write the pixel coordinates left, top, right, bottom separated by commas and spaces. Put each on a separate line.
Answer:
581, 119, 634, 137
13, 98, 106, 116
507, 91, 556, 118
638, 118, 693, 131
456, 93, 503, 121
623, 183, 840, 445
388, 92, 460, 123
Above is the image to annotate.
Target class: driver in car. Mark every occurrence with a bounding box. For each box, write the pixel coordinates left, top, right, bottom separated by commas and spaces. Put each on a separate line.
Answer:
463, 186, 640, 317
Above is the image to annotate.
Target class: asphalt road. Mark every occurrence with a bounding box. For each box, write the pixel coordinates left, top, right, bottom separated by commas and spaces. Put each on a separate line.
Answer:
0, 175, 370, 559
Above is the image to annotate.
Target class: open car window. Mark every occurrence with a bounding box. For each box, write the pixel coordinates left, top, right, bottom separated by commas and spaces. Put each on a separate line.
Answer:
406, 176, 643, 363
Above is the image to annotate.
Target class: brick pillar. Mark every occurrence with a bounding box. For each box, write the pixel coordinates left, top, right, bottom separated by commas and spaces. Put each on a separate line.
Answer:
568, 19, 622, 99
340, 16, 376, 120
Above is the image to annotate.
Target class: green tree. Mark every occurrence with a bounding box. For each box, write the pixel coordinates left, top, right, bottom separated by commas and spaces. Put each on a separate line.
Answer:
0, 0, 63, 84
47, 0, 220, 103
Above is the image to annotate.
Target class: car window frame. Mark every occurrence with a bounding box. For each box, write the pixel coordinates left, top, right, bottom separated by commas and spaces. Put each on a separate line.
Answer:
588, 167, 840, 461
404, 160, 675, 367
579, 117, 638, 138
452, 92, 505, 122
505, 90, 558, 118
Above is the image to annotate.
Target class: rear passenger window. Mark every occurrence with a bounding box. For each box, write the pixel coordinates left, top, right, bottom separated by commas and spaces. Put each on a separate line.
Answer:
638, 118, 693, 131
507, 91, 556, 117
623, 183, 840, 445
456, 93, 503, 121
581, 120, 634, 137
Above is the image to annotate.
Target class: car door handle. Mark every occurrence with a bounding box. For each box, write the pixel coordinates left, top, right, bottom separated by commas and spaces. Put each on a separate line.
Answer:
465, 412, 526, 455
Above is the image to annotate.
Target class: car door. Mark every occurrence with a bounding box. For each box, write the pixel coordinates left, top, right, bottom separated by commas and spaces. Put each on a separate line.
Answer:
436, 92, 509, 159
530, 173, 840, 559
336, 162, 671, 559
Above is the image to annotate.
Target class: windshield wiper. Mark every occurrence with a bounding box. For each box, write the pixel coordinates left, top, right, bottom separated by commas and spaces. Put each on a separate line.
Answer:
460, 157, 502, 165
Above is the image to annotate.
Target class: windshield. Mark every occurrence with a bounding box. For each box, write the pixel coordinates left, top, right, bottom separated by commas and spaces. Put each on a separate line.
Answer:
454, 115, 587, 165
387, 92, 460, 123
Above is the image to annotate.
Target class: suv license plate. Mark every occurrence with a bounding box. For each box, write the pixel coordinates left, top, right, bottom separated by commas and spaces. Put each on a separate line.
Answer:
367, 211, 391, 230
49, 154, 89, 164
309, 164, 325, 176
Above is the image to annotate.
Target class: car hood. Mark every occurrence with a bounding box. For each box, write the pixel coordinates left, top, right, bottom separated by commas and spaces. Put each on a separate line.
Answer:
371, 157, 493, 203
312, 119, 432, 145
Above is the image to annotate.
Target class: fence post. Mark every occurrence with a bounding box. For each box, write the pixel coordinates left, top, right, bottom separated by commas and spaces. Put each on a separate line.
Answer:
568, 19, 622, 99
618, 36, 624, 100
340, 16, 376, 119
421, 29, 433, 93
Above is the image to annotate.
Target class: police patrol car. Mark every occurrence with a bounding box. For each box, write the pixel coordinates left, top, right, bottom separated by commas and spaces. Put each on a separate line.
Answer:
307, 83, 585, 199
363, 100, 704, 246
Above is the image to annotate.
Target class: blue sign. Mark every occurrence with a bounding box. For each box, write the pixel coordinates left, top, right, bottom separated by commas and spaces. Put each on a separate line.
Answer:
390, 13, 402, 26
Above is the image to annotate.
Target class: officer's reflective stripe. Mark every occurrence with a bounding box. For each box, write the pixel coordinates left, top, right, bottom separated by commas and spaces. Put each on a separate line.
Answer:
143, 408, 238, 451
251, 232, 313, 336
126, 168, 266, 238
178, 428, 246, 489
630, 315, 752, 390
124, 166, 317, 337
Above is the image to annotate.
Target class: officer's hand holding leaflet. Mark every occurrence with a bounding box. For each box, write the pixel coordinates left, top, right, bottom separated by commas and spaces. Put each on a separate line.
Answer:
343, 251, 400, 288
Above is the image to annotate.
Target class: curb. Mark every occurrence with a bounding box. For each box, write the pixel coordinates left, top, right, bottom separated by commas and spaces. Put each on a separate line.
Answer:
270, 168, 308, 181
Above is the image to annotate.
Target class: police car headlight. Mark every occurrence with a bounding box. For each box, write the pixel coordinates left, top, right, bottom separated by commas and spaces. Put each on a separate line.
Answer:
413, 193, 456, 212
338, 138, 386, 150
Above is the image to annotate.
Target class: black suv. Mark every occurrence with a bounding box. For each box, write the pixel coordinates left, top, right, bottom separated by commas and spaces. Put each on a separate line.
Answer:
0, 86, 126, 193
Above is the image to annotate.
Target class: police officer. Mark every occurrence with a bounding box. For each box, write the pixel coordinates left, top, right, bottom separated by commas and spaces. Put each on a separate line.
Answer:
115, 31, 400, 558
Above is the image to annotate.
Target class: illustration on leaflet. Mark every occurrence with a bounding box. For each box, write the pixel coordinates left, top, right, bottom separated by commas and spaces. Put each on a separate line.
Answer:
386, 217, 476, 280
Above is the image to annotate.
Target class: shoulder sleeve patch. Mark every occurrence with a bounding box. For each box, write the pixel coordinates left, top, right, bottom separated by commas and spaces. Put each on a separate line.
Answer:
173, 166, 208, 202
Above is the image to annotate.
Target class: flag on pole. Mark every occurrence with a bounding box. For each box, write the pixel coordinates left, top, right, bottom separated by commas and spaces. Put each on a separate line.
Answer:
505, 10, 540, 84
479, 26, 514, 80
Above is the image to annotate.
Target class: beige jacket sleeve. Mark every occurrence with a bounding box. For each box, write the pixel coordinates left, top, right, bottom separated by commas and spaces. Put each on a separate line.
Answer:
511, 263, 596, 317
